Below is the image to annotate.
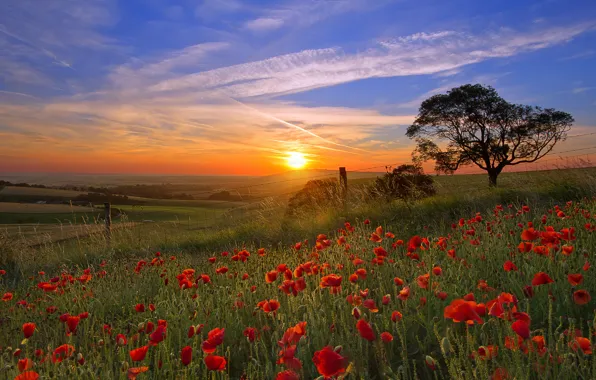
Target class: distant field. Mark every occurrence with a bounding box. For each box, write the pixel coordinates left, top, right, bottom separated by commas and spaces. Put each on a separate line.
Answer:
0, 186, 82, 197
0, 202, 94, 213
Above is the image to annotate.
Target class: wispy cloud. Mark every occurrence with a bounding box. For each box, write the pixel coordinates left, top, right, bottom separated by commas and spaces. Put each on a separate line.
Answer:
244, 18, 285, 32
560, 50, 594, 60
572, 87, 595, 94
141, 23, 593, 99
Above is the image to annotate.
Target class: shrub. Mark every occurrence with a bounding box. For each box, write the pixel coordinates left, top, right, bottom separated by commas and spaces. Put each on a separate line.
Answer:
369, 164, 436, 202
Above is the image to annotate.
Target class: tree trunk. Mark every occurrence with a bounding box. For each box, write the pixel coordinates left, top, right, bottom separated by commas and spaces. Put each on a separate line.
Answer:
488, 171, 498, 187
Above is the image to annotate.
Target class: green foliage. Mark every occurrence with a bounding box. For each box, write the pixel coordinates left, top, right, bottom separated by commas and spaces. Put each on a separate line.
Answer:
369, 164, 436, 203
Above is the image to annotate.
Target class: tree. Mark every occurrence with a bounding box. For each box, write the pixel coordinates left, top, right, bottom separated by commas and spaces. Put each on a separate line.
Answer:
369, 164, 435, 202
406, 84, 574, 186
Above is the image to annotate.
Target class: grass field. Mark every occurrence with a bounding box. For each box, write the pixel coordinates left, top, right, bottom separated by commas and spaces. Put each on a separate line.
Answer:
1, 193, 595, 379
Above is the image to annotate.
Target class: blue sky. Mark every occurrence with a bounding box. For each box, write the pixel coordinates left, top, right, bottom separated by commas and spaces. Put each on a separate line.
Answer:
1, 0, 596, 174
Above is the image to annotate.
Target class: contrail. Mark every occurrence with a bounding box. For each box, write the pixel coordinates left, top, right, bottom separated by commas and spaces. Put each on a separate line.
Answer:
0, 90, 38, 99
224, 95, 370, 153
0, 25, 73, 69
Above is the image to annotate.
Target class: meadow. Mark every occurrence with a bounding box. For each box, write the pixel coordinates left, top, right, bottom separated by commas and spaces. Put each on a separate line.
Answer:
1, 167, 596, 379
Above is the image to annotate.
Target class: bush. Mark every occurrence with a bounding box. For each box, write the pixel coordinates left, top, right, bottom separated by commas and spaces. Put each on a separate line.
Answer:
286, 179, 343, 217
369, 164, 436, 202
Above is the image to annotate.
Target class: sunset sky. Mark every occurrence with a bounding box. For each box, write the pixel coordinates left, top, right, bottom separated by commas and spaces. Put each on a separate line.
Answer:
1, 0, 596, 175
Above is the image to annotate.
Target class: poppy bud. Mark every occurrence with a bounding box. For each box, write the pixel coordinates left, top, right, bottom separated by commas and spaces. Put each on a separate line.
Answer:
425, 355, 437, 370
440, 337, 452, 356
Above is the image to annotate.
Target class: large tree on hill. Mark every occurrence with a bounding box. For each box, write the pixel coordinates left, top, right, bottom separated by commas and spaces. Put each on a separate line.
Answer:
406, 84, 574, 187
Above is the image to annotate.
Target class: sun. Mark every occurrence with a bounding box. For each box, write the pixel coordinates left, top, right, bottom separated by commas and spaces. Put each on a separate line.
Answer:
286, 152, 307, 169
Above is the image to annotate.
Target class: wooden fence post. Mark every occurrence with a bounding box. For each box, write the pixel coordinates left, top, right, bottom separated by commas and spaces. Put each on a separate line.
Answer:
104, 202, 111, 243
339, 167, 348, 205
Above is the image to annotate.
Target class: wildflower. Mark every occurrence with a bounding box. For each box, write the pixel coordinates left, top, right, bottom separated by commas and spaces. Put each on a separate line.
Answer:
14, 372, 39, 380
129, 346, 149, 362
204, 355, 227, 371
356, 319, 375, 341
570, 337, 592, 355
531, 272, 554, 286
312, 346, 349, 378
52, 344, 75, 363
573, 290, 591, 305
444, 299, 483, 324
127, 367, 149, 380
181, 346, 192, 366
568, 273, 583, 286
503, 261, 517, 272
381, 332, 394, 343
391, 310, 403, 322
511, 320, 530, 340
276, 370, 300, 380
2, 292, 13, 301
22, 323, 36, 339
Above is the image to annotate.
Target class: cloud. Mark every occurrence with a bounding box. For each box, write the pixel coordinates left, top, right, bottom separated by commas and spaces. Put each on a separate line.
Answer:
245, 18, 285, 32
572, 87, 595, 94
561, 50, 595, 60
145, 23, 593, 99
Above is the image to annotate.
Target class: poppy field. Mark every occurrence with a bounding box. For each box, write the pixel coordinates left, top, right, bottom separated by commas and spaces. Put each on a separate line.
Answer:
1, 200, 595, 379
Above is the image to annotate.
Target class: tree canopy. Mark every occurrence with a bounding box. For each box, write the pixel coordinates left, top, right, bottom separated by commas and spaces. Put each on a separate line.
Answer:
406, 84, 574, 186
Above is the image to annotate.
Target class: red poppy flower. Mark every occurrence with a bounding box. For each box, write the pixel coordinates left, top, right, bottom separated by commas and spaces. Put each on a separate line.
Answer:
127, 366, 149, 380
215, 267, 228, 275
116, 334, 128, 346
391, 310, 403, 322
149, 325, 166, 345
531, 272, 554, 286
135, 304, 145, 313
2, 292, 13, 302
477, 345, 498, 360
491, 368, 510, 380
362, 299, 379, 313
381, 332, 394, 343
573, 289, 591, 305
320, 275, 342, 288
279, 322, 307, 347
511, 320, 530, 340
569, 337, 592, 355
568, 273, 583, 286
17, 358, 34, 372
22, 323, 36, 339
503, 261, 518, 272
266, 270, 278, 283
444, 299, 483, 324
416, 273, 430, 289
398, 286, 410, 301
432, 266, 442, 276
66, 315, 80, 334
521, 228, 540, 241
275, 370, 300, 380
356, 319, 375, 341
393, 277, 404, 286
312, 345, 349, 377
14, 372, 39, 380
243, 327, 258, 342
181, 346, 192, 366
52, 344, 75, 363
129, 346, 149, 362
204, 355, 227, 371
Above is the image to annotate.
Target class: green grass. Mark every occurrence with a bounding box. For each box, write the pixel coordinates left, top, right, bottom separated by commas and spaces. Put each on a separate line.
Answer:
1, 196, 595, 379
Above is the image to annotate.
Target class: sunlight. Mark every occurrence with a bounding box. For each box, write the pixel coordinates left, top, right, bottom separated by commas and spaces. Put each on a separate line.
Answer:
286, 152, 307, 169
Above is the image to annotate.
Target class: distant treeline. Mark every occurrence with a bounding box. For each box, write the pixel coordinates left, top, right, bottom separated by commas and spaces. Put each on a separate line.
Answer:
86, 184, 197, 200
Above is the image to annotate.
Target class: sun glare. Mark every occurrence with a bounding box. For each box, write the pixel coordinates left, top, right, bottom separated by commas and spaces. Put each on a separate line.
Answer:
286, 152, 307, 169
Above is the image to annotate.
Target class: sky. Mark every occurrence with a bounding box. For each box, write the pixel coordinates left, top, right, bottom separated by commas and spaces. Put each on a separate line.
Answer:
1, 0, 596, 176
